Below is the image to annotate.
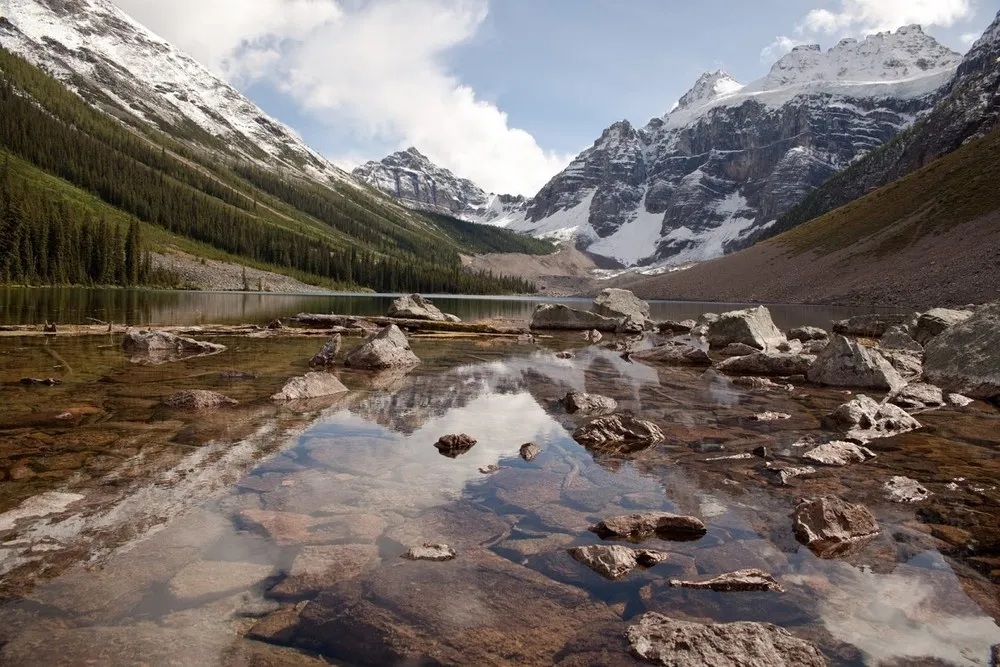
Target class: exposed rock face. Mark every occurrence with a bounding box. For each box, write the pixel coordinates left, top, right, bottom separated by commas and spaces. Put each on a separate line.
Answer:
387, 294, 446, 322
668, 569, 784, 593
163, 390, 237, 411
401, 543, 456, 561
563, 392, 618, 414
530, 304, 621, 332
832, 314, 917, 338
807, 336, 906, 391
121, 330, 225, 364
714, 352, 815, 377
308, 335, 342, 368
573, 415, 666, 452
884, 476, 931, 503
344, 325, 420, 370
434, 434, 477, 458
568, 544, 671, 580
802, 441, 876, 467
880, 326, 923, 352
915, 307, 974, 344
825, 394, 921, 441
788, 326, 828, 342
792, 496, 880, 558
923, 303, 1000, 400
626, 612, 828, 667
631, 343, 712, 367
889, 382, 945, 409
707, 306, 785, 351
519, 442, 542, 462
271, 373, 349, 401
593, 288, 650, 328
591, 512, 707, 541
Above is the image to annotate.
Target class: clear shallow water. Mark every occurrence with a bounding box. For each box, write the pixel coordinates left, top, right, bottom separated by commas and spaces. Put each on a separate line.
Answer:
0, 328, 998, 665
0, 286, 905, 330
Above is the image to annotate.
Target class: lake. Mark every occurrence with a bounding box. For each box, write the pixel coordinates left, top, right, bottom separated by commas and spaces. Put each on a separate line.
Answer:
0, 292, 996, 665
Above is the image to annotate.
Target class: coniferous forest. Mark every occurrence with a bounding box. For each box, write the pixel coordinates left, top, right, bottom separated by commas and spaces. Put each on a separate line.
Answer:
0, 47, 548, 294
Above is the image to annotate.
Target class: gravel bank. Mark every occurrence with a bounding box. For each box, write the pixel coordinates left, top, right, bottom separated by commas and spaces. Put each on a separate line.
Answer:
153, 252, 332, 293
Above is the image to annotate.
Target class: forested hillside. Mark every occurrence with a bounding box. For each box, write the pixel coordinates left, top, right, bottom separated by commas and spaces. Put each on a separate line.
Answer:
0, 47, 546, 293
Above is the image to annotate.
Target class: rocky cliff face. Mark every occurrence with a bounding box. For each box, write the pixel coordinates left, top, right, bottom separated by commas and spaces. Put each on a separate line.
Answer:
353, 148, 528, 225
509, 26, 962, 266
0, 0, 350, 183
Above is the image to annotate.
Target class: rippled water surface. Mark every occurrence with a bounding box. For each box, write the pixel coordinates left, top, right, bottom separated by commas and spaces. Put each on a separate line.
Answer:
0, 311, 998, 665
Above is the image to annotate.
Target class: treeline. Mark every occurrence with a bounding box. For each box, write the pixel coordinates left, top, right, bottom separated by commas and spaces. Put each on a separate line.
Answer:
420, 211, 556, 255
0, 48, 537, 294
0, 159, 172, 286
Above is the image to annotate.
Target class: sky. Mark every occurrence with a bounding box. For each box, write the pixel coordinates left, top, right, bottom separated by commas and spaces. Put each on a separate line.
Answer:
114, 0, 998, 196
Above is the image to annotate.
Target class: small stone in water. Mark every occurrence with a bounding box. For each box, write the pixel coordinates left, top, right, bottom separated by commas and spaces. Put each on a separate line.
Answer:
435, 434, 477, 458
402, 543, 456, 561
751, 411, 791, 421
478, 464, 501, 474
519, 442, 541, 461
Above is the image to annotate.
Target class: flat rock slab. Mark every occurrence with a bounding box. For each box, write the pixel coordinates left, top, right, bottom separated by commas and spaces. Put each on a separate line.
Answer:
270, 545, 381, 598
884, 476, 931, 503
802, 441, 876, 467
271, 372, 348, 401
592, 512, 707, 541
626, 612, 827, 666
833, 313, 915, 338
402, 543, 456, 561
530, 303, 621, 332
793, 496, 880, 558
714, 351, 815, 377
668, 568, 784, 592
168, 560, 273, 600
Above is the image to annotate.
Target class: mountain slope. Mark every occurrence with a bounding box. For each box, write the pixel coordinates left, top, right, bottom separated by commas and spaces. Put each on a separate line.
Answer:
0, 0, 547, 293
510, 26, 961, 267
616, 125, 1000, 308
353, 148, 529, 225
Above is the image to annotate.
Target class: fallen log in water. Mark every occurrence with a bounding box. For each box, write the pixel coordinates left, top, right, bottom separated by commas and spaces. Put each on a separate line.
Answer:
292, 313, 529, 335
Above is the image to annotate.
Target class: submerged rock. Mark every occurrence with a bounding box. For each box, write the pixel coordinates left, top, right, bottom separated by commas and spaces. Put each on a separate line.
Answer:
308, 335, 342, 367
591, 512, 707, 541
593, 288, 650, 328
344, 324, 420, 370
626, 612, 827, 667
802, 441, 876, 467
530, 304, 620, 332
825, 394, 921, 441
792, 496, 880, 558
387, 293, 446, 321
519, 442, 541, 462
401, 543, 456, 561
714, 351, 815, 377
573, 415, 665, 452
833, 313, 916, 338
788, 326, 828, 342
631, 343, 711, 367
807, 335, 905, 391
563, 392, 618, 414
121, 330, 225, 364
568, 544, 672, 580
884, 476, 931, 503
163, 389, 237, 411
707, 306, 786, 351
668, 568, 784, 593
271, 372, 348, 401
434, 433, 477, 458
269, 545, 380, 598
923, 303, 1000, 400
915, 307, 973, 344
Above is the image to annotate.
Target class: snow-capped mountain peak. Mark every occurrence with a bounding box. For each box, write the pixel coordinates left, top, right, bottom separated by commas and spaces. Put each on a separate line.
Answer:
674, 70, 744, 112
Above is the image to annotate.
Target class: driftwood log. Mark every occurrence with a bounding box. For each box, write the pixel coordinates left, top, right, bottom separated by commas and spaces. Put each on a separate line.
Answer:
292, 314, 528, 335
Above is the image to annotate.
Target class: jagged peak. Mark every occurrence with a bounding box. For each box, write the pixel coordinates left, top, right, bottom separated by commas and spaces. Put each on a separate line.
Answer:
403, 146, 429, 160
674, 69, 744, 113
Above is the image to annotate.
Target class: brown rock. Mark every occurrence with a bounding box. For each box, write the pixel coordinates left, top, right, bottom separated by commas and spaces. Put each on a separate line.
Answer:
668, 568, 784, 592
631, 344, 712, 367
573, 415, 665, 452
564, 391, 618, 414
592, 512, 707, 541
247, 603, 308, 644
792, 496, 880, 558
434, 433, 477, 457
519, 442, 542, 461
308, 335, 342, 367
270, 372, 348, 401
164, 389, 237, 411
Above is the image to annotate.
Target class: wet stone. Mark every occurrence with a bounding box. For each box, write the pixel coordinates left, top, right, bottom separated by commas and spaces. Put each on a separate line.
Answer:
163, 389, 237, 411
564, 391, 618, 414
568, 544, 673, 580
793, 496, 881, 558
884, 476, 932, 503
592, 512, 707, 541
308, 335, 342, 367
401, 543, 456, 561
434, 433, 477, 457
271, 372, 348, 401
802, 441, 876, 467
668, 568, 785, 593
519, 442, 541, 461
168, 560, 274, 600
573, 415, 665, 452
750, 411, 791, 421
247, 603, 308, 644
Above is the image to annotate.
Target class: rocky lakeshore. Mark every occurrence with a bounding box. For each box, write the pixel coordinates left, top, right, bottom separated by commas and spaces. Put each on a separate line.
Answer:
0, 292, 998, 665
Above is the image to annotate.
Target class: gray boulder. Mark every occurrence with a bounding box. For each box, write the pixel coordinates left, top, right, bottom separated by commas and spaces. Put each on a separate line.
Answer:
271, 372, 349, 401
881, 348, 924, 380
668, 569, 784, 593
707, 306, 786, 351
122, 330, 225, 364
807, 335, 905, 391
529, 304, 620, 332
563, 392, 618, 414
888, 382, 944, 410
387, 294, 445, 321
825, 394, 921, 441
884, 476, 931, 503
309, 335, 342, 367
591, 512, 706, 540
832, 313, 917, 338
572, 415, 665, 452
626, 613, 827, 667
788, 326, 828, 342
164, 389, 237, 411
714, 352, 815, 377
593, 288, 650, 328
792, 496, 880, 558
879, 326, 923, 352
631, 343, 712, 367
923, 303, 1000, 400
345, 325, 420, 370
914, 307, 973, 344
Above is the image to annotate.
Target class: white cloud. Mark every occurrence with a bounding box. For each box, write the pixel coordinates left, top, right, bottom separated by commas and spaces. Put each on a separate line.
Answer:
760, 35, 803, 64
114, 0, 569, 196
798, 0, 973, 36
960, 31, 981, 45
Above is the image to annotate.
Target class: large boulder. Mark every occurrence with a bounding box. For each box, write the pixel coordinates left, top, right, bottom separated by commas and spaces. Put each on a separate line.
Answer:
825, 394, 921, 441
714, 352, 815, 377
593, 288, 650, 329
879, 326, 922, 353
792, 496, 880, 558
563, 392, 618, 414
271, 372, 349, 401
572, 415, 665, 452
832, 313, 916, 338
386, 294, 446, 321
631, 343, 711, 367
530, 304, 620, 332
626, 613, 827, 667
914, 307, 974, 345
923, 303, 1000, 400
121, 330, 225, 364
706, 306, 786, 351
807, 335, 905, 391
344, 325, 420, 370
